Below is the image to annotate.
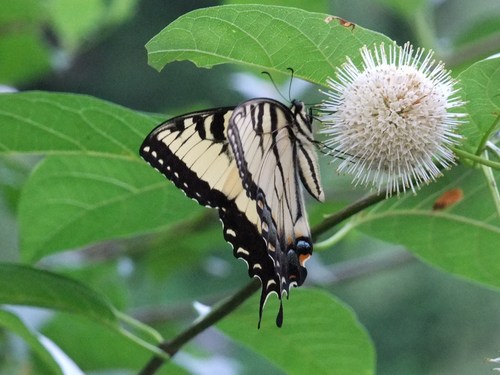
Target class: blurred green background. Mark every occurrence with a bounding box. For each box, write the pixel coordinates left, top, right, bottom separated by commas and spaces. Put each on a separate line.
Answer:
1, 0, 500, 374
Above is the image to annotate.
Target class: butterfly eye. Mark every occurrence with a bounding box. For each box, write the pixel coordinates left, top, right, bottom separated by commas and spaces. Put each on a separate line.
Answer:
291, 99, 303, 110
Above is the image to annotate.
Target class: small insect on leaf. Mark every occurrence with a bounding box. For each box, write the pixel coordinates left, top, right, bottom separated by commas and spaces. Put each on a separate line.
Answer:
432, 188, 464, 210
324, 15, 355, 30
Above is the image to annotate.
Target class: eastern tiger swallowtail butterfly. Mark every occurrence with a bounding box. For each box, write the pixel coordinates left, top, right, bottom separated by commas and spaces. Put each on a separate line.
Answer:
140, 98, 324, 327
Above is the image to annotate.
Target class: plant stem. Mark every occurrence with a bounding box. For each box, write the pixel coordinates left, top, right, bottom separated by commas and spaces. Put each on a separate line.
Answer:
476, 113, 500, 156
452, 146, 500, 169
314, 221, 355, 251
481, 150, 500, 218
138, 279, 260, 375
311, 191, 387, 240
116, 310, 164, 344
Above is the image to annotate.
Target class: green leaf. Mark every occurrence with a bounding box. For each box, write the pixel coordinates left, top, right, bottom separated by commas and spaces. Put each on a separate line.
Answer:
0, 0, 43, 23
0, 0, 51, 84
219, 289, 375, 375
458, 56, 500, 155
0, 92, 198, 260
0, 91, 155, 156
353, 166, 500, 289
104, 0, 139, 26
146, 4, 392, 86
0, 263, 117, 327
0, 309, 63, 375
224, 0, 329, 14
46, 0, 106, 51
45, 0, 137, 51
42, 314, 179, 374
0, 264, 165, 359
0, 34, 51, 85
0, 155, 31, 214
19, 154, 201, 262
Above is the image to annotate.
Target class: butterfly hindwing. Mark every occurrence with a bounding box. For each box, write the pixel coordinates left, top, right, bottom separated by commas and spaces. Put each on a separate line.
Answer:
228, 98, 324, 325
290, 102, 325, 203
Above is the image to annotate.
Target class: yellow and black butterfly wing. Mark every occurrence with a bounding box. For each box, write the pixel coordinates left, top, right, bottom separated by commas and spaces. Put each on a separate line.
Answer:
140, 108, 235, 207
228, 98, 324, 326
140, 107, 282, 321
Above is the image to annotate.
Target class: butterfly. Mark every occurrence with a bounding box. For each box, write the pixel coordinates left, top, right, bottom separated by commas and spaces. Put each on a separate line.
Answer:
140, 98, 324, 327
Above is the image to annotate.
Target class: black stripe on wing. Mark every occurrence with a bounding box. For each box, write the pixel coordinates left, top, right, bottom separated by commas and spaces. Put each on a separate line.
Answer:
229, 99, 295, 198
220, 197, 281, 327
140, 108, 233, 208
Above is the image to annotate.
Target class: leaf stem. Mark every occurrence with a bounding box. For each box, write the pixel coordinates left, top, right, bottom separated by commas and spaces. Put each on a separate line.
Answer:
476, 113, 500, 156
314, 221, 355, 251
311, 191, 387, 239
118, 327, 169, 361
480, 150, 500, 218
451, 146, 500, 170
116, 310, 163, 343
487, 141, 500, 158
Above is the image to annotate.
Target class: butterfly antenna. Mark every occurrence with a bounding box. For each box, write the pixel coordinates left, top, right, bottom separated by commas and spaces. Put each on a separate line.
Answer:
261, 70, 290, 103
287, 67, 295, 101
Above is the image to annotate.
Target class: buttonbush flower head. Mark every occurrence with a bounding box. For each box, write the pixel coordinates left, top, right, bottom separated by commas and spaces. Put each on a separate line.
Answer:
319, 42, 465, 196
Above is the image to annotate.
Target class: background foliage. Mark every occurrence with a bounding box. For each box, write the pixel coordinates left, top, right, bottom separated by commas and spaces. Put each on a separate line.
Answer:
0, 0, 499, 374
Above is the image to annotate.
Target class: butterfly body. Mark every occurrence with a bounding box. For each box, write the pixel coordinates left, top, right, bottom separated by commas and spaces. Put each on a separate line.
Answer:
140, 98, 323, 326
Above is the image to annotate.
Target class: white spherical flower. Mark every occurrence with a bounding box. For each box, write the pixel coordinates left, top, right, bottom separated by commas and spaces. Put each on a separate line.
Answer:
320, 42, 465, 196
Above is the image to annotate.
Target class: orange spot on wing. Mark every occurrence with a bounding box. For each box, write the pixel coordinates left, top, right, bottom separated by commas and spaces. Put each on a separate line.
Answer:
299, 254, 311, 267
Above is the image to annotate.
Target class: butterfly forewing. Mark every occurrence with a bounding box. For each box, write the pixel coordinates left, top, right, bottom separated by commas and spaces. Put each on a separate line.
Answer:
141, 108, 233, 207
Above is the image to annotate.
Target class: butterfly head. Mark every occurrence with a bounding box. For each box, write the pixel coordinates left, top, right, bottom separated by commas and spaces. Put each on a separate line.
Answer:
291, 99, 314, 132
287, 238, 312, 286
291, 99, 306, 117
